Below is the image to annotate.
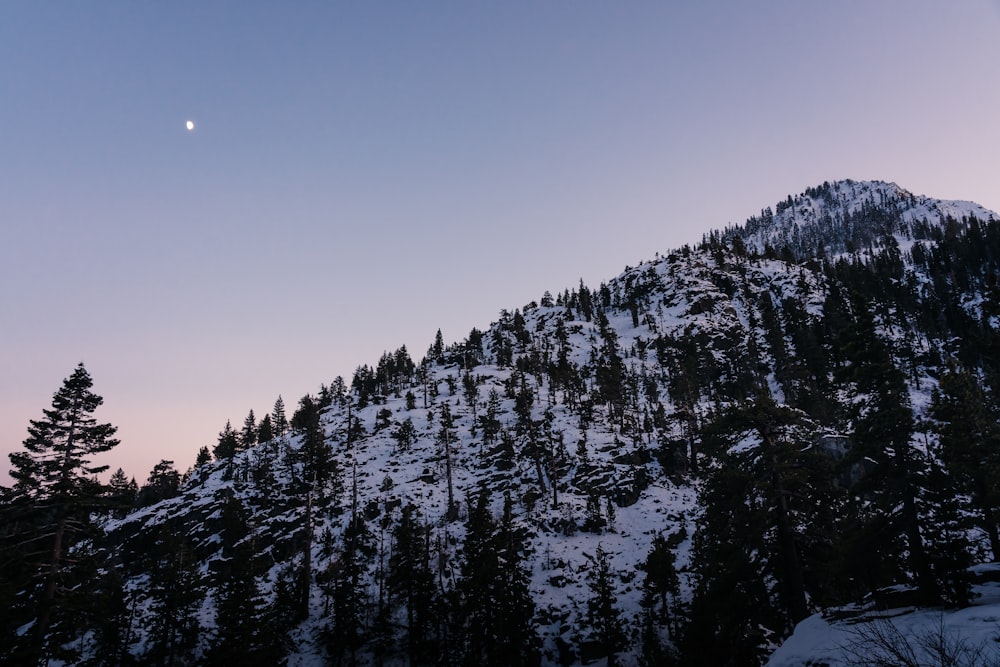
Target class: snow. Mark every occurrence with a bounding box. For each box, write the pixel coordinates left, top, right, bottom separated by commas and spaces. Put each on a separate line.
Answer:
88, 178, 1000, 665
767, 577, 1000, 666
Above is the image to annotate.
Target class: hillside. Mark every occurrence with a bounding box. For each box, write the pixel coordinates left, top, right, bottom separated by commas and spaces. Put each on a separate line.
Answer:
4, 179, 1000, 666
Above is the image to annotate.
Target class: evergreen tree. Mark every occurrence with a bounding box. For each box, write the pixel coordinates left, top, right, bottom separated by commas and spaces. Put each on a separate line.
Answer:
479, 389, 503, 448
462, 373, 479, 429
388, 505, 437, 665
640, 532, 680, 633
206, 541, 273, 666
594, 310, 627, 426
456, 487, 538, 666
391, 418, 418, 452
438, 403, 458, 520
271, 396, 289, 437
136, 460, 180, 507
292, 395, 339, 497
513, 379, 548, 496
106, 467, 138, 517
491, 493, 539, 666
206, 498, 285, 666
81, 567, 136, 667
5, 363, 120, 661
322, 519, 369, 666
681, 461, 773, 667
194, 446, 212, 469
431, 328, 445, 361
930, 366, 1000, 559
257, 413, 274, 445
241, 409, 258, 451
143, 528, 204, 667
585, 544, 627, 667
213, 420, 239, 461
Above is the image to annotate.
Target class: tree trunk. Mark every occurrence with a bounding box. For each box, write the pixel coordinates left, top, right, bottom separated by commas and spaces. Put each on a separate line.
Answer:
299, 486, 314, 620
444, 433, 457, 521
528, 426, 548, 497
34, 514, 67, 645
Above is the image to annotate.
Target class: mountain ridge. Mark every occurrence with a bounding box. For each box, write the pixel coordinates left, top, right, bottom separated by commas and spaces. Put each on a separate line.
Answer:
106, 178, 1000, 665
6, 178, 1000, 666
721, 178, 997, 262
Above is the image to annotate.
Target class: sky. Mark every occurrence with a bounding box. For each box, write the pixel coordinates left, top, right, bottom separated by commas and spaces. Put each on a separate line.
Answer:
2, 1, 999, 485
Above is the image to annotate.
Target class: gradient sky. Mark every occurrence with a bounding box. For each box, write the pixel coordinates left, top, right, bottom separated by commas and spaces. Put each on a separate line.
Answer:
3, 1, 999, 485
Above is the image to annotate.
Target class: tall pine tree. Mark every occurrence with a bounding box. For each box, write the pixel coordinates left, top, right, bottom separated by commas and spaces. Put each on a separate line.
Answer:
5, 363, 120, 661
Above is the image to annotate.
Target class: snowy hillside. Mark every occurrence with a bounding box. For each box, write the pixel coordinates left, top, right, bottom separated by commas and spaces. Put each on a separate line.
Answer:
7, 179, 1000, 666
724, 179, 997, 261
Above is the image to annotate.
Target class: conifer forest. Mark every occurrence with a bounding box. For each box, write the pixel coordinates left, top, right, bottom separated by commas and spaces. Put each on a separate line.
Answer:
5, 179, 1000, 666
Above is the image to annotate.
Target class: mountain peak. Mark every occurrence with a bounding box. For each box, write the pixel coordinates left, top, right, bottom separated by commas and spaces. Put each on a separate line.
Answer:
724, 179, 998, 260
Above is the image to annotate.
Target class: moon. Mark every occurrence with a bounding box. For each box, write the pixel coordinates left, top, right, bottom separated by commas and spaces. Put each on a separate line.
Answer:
185, 120, 195, 131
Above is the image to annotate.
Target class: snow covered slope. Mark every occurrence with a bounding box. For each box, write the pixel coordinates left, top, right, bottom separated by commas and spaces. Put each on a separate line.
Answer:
96, 179, 1000, 666
725, 179, 997, 260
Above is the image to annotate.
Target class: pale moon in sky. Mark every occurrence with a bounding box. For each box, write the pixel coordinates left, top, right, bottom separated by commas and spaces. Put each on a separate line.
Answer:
185, 120, 195, 131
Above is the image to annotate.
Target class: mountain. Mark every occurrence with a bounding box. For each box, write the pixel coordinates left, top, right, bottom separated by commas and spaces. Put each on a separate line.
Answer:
723, 179, 996, 261
4, 179, 1000, 666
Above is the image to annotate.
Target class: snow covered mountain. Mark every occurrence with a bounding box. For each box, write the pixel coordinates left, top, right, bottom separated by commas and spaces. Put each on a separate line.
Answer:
723, 179, 997, 261
8, 179, 1000, 666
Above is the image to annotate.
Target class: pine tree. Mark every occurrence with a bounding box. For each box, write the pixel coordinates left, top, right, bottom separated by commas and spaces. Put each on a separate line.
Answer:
271, 396, 289, 438
513, 380, 548, 496
213, 420, 239, 461
206, 540, 265, 666
930, 366, 1000, 559
462, 373, 479, 430
492, 493, 539, 666
438, 403, 458, 520
0, 485, 34, 665
594, 310, 627, 427
106, 467, 138, 517
391, 418, 417, 452
389, 505, 437, 665
431, 328, 445, 362
206, 497, 284, 666
457, 486, 498, 665
457, 487, 538, 666
257, 413, 274, 445
479, 389, 503, 448
638, 533, 682, 666
322, 520, 368, 666
81, 567, 136, 667
144, 528, 204, 667
585, 544, 627, 667
682, 459, 773, 667
136, 460, 180, 507
5, 363, 120, 660
292, 395, 339, 498
194, 446, 212, 469
241, 409, 258, 451
640, 532, 680, 632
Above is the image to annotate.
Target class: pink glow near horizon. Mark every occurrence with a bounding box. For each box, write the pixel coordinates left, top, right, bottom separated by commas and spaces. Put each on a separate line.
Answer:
2, 2, 999, 485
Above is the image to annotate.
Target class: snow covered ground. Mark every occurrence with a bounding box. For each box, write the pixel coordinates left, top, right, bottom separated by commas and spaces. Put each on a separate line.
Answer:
768, 565, 1000, 666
